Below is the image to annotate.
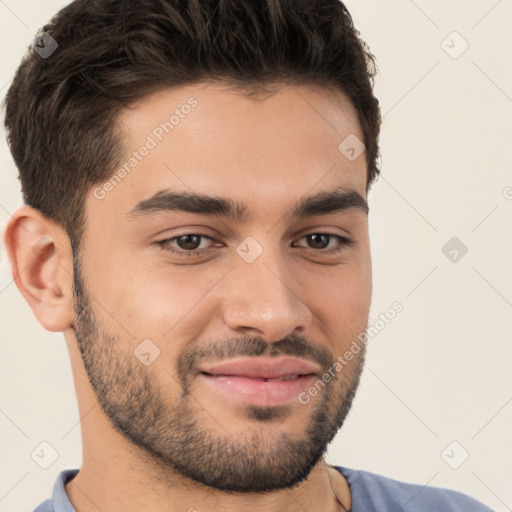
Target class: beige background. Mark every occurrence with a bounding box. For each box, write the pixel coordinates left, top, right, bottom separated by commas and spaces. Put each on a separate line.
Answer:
1, 1, 511, 511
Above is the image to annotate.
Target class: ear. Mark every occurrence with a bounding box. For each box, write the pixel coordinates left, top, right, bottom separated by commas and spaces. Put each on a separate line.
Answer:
3, 206, 74, 332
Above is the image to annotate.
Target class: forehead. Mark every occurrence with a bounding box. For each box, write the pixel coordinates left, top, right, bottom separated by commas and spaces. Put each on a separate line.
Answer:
88, 82, 367, 226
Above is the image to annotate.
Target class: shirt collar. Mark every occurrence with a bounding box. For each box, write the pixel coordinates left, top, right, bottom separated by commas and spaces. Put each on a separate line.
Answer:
53, 467, 353, 512
52, 469, 79, 511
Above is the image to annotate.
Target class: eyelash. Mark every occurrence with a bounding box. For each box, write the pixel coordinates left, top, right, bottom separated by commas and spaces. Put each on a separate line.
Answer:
156, 232, 352, 258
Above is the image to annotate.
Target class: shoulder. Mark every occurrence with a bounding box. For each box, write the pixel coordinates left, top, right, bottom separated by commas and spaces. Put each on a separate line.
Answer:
333, 466, 495, 512
33, 499, 53, 512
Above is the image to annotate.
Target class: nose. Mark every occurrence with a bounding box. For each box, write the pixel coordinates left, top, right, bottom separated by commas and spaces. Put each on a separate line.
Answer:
221, 242, 313, 342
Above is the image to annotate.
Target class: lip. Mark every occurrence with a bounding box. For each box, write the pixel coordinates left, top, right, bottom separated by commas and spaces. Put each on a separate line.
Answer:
197, 357, 321, 407
198, 356, 322, 380
198, 373, 318, 407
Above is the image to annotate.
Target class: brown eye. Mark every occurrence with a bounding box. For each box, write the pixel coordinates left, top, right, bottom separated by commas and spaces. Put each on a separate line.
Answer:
306, 234, 331, 249
157, 233, 215, 256
294, 233, 352, 252
174, 235, 203, 251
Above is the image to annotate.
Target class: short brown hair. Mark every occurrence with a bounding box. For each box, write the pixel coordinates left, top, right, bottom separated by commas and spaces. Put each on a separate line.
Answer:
4, 0, 381, 250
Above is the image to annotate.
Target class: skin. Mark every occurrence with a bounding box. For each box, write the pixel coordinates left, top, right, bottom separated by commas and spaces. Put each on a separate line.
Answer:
5, 82, 372, 512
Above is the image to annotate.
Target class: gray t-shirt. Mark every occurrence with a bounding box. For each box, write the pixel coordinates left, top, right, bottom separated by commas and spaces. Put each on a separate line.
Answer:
33, 466, 495, 511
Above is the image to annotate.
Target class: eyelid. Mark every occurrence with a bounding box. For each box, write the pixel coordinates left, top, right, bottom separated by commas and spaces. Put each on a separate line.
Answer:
292, 233, 353, 251
156, 231, 353, 258
157, 232, 216, 252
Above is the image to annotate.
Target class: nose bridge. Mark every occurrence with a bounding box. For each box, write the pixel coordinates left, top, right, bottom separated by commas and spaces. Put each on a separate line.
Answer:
222, 235, 312, 340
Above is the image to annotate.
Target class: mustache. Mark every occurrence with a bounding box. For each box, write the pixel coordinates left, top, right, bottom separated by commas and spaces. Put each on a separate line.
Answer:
176, 333, 335, 383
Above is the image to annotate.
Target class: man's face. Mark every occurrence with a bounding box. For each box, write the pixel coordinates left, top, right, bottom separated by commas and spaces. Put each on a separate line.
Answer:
72, 82, 372, 492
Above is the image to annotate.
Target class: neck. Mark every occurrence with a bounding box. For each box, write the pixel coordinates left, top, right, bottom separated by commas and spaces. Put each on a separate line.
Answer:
66, 435, 351, 512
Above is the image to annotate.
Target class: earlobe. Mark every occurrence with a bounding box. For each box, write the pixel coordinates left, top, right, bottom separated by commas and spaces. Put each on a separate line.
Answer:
3, 206, 74, 332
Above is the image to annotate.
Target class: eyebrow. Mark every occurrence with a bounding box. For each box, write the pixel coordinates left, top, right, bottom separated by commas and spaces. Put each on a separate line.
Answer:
125, 186, 368, 222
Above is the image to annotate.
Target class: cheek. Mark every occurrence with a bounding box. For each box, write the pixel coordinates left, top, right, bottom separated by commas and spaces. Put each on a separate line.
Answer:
319, 270, 371, 315
110, 265, 225, 338
303, 257, 372, 341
